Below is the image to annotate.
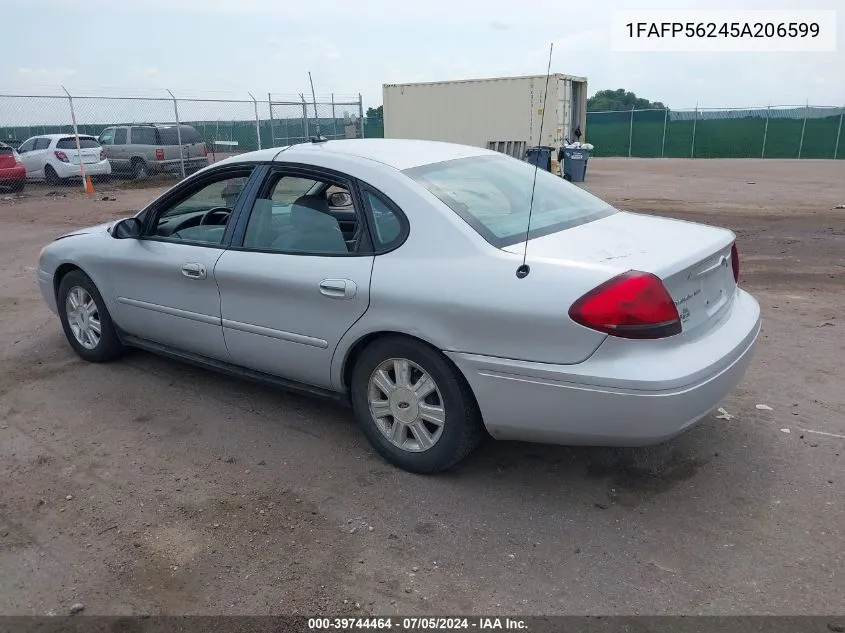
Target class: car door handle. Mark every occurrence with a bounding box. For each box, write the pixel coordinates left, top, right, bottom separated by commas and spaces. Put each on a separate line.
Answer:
319, 279, 356, 300
181, 263, 207, 280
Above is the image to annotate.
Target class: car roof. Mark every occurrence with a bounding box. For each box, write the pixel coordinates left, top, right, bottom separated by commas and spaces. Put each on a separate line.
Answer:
27, 133, 97, 140
227, 139, 498, 171
108, 123, 188, 127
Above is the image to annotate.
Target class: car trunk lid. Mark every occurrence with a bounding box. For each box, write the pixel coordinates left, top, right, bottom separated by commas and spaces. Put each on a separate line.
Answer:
503, 211, 737, 335
0, 145, 19, 168
65, 148, 101, 165
56, 137, 102, 165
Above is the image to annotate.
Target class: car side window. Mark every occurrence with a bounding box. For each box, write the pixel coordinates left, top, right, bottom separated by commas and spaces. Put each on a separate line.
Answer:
242, 174, 360, 255
18, 139, 35, 153
99, 128, 115, 146
131, 127, 157, 145
34, 138, 51, 150
361, 186, 406, 250
149, 169, 254, 245
114, 128, 127, 145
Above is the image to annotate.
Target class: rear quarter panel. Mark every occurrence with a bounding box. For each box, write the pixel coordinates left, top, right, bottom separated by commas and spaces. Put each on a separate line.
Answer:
162, 145, 183, 162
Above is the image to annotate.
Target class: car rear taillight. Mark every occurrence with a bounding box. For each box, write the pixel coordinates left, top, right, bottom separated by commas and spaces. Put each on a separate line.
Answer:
54, 151, 69, 163
730, 242, 740, 284
100, 148, 106, 160
155, 148, 165, 161
568, 270, 682, 339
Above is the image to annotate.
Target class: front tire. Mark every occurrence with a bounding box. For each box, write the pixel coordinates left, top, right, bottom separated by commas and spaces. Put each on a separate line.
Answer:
57, 270, 125, 362
350, 336, 483, 474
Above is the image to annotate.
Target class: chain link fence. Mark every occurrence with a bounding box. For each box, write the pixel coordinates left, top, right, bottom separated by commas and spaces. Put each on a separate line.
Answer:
585, 105, 845, 159
0, 89, 375, 183
342, 107, 844, 160
268, 94, 364, 145
5, 91, 841, 177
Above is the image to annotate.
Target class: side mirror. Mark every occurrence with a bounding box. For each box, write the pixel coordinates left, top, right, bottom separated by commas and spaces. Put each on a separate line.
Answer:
328, 191, 352, 207
112, 217, 142, 239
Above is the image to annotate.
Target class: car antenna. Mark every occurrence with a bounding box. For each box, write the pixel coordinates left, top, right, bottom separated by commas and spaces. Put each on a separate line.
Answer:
308, 72, 328, 143
516, 42, 554, 280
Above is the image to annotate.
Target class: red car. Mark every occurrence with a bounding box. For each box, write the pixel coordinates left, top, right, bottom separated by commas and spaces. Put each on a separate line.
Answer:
0, 142, 26, 192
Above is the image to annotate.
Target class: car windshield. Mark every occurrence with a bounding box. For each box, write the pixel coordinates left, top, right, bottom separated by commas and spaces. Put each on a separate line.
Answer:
404, 154, 616, 248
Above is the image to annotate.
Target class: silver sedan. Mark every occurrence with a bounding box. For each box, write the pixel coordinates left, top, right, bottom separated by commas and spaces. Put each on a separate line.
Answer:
36, 139, 761, 473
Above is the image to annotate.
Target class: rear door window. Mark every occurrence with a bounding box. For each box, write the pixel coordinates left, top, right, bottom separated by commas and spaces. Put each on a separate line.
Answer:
114, 128, 127, 145
34, 138, 52, 150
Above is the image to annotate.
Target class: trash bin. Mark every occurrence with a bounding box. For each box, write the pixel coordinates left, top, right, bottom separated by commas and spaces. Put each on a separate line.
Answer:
561, 147, 590, 182
522, 146, 553, 172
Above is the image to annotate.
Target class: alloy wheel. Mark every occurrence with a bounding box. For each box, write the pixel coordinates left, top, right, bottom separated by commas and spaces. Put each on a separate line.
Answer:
65, 286, 101, 350
367, 357, 446, 452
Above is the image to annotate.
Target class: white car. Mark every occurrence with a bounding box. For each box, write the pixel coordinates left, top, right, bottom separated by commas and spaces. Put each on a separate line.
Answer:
36, 139, 760, 473
17, 134, 111, 184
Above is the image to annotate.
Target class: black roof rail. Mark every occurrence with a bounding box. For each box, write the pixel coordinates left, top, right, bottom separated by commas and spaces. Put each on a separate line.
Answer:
111, 122, 181, 127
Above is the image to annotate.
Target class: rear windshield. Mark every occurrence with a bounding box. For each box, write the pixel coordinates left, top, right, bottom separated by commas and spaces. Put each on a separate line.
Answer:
157, 126, 202, 145
403, 155, 616, 248
0, 144, 12, 154
56, 137, 100, 149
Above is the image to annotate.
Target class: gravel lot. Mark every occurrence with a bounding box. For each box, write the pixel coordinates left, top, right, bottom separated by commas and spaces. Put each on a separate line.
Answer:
1, 159, 843, 616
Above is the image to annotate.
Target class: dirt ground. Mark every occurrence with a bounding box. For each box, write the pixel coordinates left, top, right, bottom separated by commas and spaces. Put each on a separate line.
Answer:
0, 159, 843, 616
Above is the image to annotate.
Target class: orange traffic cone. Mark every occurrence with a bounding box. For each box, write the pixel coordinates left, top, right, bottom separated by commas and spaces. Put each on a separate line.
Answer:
84, 174, 95, 196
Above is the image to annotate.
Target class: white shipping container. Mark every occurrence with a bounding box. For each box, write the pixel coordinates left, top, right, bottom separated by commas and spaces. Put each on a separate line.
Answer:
383, 74, 588, 158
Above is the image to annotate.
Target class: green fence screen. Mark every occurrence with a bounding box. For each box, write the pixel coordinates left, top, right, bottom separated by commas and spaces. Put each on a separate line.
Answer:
586, 106, 844, 159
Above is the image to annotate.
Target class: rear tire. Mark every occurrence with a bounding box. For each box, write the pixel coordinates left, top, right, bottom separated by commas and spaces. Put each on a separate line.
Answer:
44, 165, 61, 186
57, 270, 126, 363
350, 336, 483, 474
131, 159, 149, 181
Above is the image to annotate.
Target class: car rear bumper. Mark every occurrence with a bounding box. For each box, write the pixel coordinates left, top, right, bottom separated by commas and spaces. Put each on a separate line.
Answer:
445, 288, 761, 446
0, 165, 26, 182
55, 160, 112, 178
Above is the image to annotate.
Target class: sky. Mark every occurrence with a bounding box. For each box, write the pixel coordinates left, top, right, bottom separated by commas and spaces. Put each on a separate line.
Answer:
2, 0, 843, 111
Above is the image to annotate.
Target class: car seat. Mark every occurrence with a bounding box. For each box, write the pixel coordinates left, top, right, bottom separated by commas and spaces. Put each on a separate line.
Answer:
269, 195, 347, 253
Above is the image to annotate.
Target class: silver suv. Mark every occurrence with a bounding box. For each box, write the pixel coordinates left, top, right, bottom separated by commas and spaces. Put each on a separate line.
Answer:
98, 124, 208, 180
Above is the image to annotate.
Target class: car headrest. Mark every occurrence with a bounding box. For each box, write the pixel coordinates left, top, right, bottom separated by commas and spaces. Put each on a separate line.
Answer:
290, 195, 338, 232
